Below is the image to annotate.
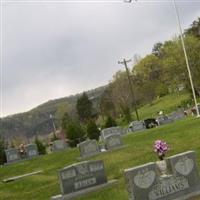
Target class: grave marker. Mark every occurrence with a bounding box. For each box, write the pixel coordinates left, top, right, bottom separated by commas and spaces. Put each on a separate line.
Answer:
100, 126, 125, 141
52, 140, 68, 151
51, 160, 117, 200
124, 151, 200, 200
78, 140, 100, 158
25, 144, 39, 159
129, 121, 146, 132
5, 148, 20, 163
104, 134, 124, 151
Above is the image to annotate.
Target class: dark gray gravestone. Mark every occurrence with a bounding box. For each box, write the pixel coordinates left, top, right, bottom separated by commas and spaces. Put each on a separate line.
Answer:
157, 115, 173, 126
25, 144, 39, 158
51, 160, 117, 200
100, 126, 125, 141
78, 140, 100, 158
129, 121, 146, 132
5, 148, 20, 163
52, 140, 68, 152
168, 110, 185, 121
124, 151, 200, 200
104, 134, 123, 151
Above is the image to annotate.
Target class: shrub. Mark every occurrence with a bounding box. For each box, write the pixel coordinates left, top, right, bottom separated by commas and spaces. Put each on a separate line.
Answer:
86, 120, 100, 140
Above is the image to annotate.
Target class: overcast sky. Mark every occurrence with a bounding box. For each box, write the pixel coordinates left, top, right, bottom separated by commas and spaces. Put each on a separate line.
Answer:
1, 0, 200, 117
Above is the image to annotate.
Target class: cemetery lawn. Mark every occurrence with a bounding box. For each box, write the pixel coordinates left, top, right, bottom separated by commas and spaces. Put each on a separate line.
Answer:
0, 117, 200, 200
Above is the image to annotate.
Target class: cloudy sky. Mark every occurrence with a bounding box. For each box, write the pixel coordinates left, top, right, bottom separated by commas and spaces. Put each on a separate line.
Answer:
1, 0, 200, 117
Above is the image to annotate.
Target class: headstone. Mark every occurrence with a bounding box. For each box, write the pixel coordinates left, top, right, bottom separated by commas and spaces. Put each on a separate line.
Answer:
52, 140, 68, 151
104, 134, 123, 151
129, 121, 146, 132
124, 151, 200, 200
78, 140, 100, 158
156, 115, 173, 125
51, 160, 116, 200
25, 144, 39, 159
5, 148, 21, 163
168, 110, 185, 121
100, 126, 125, 141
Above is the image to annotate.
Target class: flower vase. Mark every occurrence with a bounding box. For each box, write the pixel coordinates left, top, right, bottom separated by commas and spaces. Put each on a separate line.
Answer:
156, 160, 167, 177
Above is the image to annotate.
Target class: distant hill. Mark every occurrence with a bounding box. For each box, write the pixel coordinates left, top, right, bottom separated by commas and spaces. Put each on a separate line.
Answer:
0, 85, 107, 141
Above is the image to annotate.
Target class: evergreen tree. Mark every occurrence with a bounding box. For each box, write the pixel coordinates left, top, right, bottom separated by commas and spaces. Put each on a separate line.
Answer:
34, 137, 46, 155
86, 120, 100, 140
0, 137, 6, 164
76, 92, 92, 122
64, 120, 86, 147
104, 115, 117, 128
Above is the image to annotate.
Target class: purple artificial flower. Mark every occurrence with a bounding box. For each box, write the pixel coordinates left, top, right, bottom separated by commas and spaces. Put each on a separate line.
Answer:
153, 140, 169, 160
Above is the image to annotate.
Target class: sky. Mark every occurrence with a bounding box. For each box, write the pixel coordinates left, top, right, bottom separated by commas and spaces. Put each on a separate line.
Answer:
1, 0, 200, 117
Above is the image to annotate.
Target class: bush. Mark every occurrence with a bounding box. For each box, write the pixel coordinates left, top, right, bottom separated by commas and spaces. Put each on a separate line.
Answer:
104, 115, 117, 128
86, 120, 100, 140
34, 137, 47, 155
64, 120, 86, 147
0, 137, 6, 165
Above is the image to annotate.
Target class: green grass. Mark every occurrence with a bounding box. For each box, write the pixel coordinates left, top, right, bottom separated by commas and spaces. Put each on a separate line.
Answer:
1, 117, 200, 200
133, 92, 190, 119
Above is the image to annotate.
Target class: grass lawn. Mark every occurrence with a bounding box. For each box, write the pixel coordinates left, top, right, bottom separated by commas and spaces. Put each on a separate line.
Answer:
133, 92, 190, 119
0, 117, 200, 200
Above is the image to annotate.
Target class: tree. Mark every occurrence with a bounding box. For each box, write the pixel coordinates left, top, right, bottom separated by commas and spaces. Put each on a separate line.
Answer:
76, 92, 93, 122
86, 120, 100, 140
152, 42, 163, 57
185, 18, 200, 38
62, 113, 86, 146
34, 137, 46, 155
0, 136, 6, 165
104, 115, 117, 128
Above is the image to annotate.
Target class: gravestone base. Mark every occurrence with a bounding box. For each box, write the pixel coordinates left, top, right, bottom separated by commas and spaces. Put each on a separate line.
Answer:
51, 179, 117, 200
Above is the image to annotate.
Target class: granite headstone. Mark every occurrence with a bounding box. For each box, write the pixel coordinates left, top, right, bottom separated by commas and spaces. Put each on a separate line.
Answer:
124, 151, 200, 200
129, 121, 146, 132
100, 126, 125, 141
104, 134, 123, 151
5, 148, 21, 163
78, 140, 100, 158
51, 160, 117, 199
25, 144, 39, 159
52, 140, 68, 152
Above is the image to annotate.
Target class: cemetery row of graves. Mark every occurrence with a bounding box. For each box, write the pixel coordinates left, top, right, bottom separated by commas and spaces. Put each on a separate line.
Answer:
1, 115, 200, 200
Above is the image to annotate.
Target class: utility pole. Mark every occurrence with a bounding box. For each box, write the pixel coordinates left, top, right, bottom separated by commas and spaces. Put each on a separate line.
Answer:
50, 114, 56, 136
173, 0, 200, 118
118, 58, 139, 120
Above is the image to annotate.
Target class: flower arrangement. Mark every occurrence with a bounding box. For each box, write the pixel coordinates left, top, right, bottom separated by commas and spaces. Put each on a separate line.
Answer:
153, 140, 169, 160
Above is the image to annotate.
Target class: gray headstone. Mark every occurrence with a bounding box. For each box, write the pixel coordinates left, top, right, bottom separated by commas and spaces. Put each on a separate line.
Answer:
52, 140, 68, 151
58, 160, 107, 195
25, 144, 39, 158
104, 134, 123, 150
100, 126, 125, 141
168, 110, 185, 121
5, 148, 20, 163
124, 151, 200, 200
157, 115, 173, 125
78, 140, 100, 158
129, 121, 146, 132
